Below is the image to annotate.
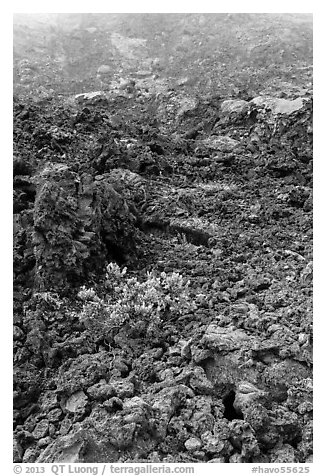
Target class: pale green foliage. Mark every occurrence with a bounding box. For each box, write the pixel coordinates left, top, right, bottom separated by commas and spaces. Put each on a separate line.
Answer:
32, 291, 62, 309
77, 286, 98, 301
79, 263, 193, 341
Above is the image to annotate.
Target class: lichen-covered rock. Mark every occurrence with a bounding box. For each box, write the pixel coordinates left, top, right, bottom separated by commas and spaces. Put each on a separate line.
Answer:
37, 429, 97, 463
297, 420, 313, 461
106, 416, 137, 449
201, 324, 254, 352
148, 385, 193, 439
56, 352, 112, 396
122, 396, 152, 425
197, 136, 240, 153
286, 378, 313, 414
75, 91, 107, 103
268, 443, 297, 463
188, 396, 216, 435
233, 381, 266, 414
39, 391, 59, 411
106, 168, 147, 203
63, 391, 88, 418
87, 381, 115, 401
261, 360, 311, 402
79, 399, 156, 458
110, 379, 135, 399
13, 437, 23, 462
267, 405, 301, 444
13, 364, 43, 410
201, 432, 226, 455
220, 99, 249, 115
228, 420, 261, 459
32, 419, 49, 439
47, 408, 63, 422
23, 446, 40, 463
188, 366, 214, 395
203, 353, 255, 397
184, 437, 202, 452
13, 325, 25, 341
244, 403, 274, 441
59, 416, 73, 436
248, 403, 301, 451
33, 164, 85, 290
13, 209, 35, 288
251, 96, 305, 115
37, 436, 53, 448
229, 452, 243, 463
33, 163, 137, 292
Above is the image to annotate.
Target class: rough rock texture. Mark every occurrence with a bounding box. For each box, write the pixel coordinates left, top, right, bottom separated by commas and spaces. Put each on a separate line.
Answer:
250, 96, 305, 115
16, 163, 139, 292
13, 13, 312, 465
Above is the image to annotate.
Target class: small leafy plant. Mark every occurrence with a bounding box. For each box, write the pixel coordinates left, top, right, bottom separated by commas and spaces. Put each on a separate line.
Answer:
78, 263, 193, 342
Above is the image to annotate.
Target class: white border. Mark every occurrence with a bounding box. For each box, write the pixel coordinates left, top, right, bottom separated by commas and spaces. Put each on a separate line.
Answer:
2, 3, 323, 473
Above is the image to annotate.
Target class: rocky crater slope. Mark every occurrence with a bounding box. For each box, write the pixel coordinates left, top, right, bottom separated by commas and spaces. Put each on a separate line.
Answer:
13, 13, 313, 464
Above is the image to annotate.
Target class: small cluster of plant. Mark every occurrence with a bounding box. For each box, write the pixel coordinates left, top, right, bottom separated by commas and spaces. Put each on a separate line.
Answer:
29, 291, 63, 311
78, 262, 194, 342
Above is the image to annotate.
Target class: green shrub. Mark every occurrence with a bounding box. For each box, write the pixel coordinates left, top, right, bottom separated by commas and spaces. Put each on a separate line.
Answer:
78, 263, 194, 342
